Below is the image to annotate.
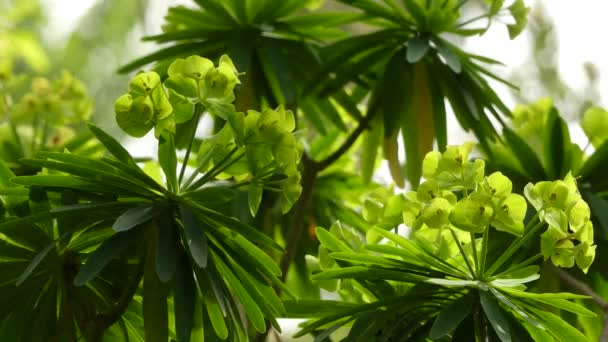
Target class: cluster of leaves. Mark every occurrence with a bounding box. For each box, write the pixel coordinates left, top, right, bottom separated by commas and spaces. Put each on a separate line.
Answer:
121, 0, 533, 189
292, 145, 595, 341
0, 54, 303, 341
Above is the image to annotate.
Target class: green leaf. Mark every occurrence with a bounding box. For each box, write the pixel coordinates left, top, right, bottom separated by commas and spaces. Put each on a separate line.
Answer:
528, 306, 588, 342
197, 269, 228, 339
543, 108, 571, 179
248, 184, 263, 217
118, 42, 218, 74
173, 252, 196, 342
179, 205, 208, 268
503, 127, 546, 180
88, 123, 135, 165
156, 215, 179, 282
406, 37, 430, 63
435, 40, 462, 73
480, 291, 512, 342
158, 132, 178, 192
113, 205, 159, 232
315, 227, 351, 253
430, 294, 473, 339
211, 250, 266, 333
144, 232, 169, 342
212, 225, 281, 276
190, 203, 282, 251
361, 114, 383, 183
73, 228, 141, 286
16, 239, 57, 286
577, 139, 608, 182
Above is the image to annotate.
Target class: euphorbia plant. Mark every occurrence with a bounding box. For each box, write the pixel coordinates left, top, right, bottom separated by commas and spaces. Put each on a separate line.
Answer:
0, 55, 301, 341
294, 145, 596, 341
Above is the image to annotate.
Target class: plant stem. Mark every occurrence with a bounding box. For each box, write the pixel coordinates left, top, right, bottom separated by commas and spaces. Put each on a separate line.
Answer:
278, 113, 376, 282
470, 232, 479, 276
178, 105, 202, 187
450, 228, 475, 278
183, 145, 239, 191
486, 219, 544, 276
479, 228, 489, 277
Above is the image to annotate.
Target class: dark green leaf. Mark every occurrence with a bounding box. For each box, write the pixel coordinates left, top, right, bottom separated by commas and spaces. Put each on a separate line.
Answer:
144, 232, 168, 342
158, 132, 178, 192
118, 42, 221, 74
15, 239, 57, 286
543, 108, 571, 179
480, 291, 512, 342
212, 225, 281, 276
73, 228, 141, 286
113, 205, 159, 232
406, 37, 430, 63
88, 123, 135, 165
503, 128, 546, 180
179, 205, 208, 268
429, 294, 473, 339
435, 40, 462, 73
211, 250, 266, 333
156, 214, 179, 282
174, 252, 196, 342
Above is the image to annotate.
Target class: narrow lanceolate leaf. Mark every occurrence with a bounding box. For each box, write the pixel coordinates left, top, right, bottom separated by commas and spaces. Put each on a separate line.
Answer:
361, 114, 383, 183
73, 228, 141, 286
144, 231, 169, 342
158, 132, 178, 192
16, 239, 57, 286
480, 291, 512, 342
503, 128, 546, 180
248, 184, 263, 217
113, 205, 159, 232
403, 61, 434, 188
179, 205, 208, 268
212, 251, 266, 333
543, 108, 571, 179
213, 225, 281, 276
430, 294, 474, 339
527, 307, 588, 342
382, 49, 409, 188
88, 123, 135, 165
315, 227, 351, 253
174, 252, 196, 342
197, 268, 228, 339
156, 214, 179, 282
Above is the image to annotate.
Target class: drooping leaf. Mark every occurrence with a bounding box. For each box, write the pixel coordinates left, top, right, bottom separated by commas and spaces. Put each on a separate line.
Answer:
113, 205, 159, 232
73, 228, 141, 286
179, 205, 208, 268
173, 252, 196, 342
480, 291, 512, 342
156, 214, 179, 282
429, 293, 474, 339
144, 231, 169, 342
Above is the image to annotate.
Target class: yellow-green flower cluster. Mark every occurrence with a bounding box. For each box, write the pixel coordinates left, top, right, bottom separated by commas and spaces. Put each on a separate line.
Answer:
196, 106, 302, 215
524, 173, 595, 272
115, 55, 240, 138
371, 144, 595, 273
11, 71, 93, 125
